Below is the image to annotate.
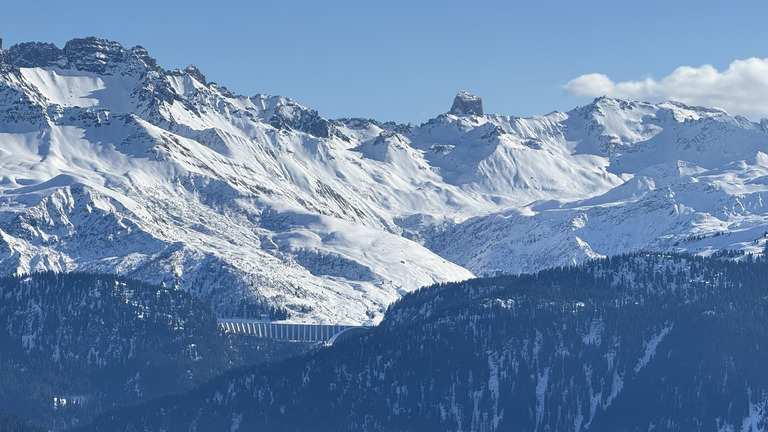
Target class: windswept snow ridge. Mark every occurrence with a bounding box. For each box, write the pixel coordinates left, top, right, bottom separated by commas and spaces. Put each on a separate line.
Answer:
1, 38, 768, 324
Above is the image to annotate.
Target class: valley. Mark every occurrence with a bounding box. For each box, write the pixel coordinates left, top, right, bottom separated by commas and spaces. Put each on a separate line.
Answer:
1, 37, 768, 431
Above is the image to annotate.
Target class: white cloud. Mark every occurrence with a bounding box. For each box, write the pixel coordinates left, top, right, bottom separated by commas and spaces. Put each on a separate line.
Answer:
565, 58, 768, 118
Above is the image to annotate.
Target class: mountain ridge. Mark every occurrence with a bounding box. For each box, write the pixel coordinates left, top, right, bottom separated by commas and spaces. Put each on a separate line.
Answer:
2, 37, 768, 324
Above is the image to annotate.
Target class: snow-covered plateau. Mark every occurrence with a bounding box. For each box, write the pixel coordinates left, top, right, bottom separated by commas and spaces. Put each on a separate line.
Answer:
1, 37, 768, 324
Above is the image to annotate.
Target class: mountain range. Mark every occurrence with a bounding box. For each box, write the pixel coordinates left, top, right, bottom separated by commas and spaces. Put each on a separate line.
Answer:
2, 37, 768, 324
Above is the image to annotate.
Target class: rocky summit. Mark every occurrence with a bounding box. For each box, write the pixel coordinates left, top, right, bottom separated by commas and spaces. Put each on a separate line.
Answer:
1, 37, 768, 325
449, 90, 484, 116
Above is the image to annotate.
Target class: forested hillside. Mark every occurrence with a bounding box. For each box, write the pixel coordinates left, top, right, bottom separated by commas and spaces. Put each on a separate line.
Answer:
81, 253, 768, 431
0, 272, 313, 430
0, 408, 46, 432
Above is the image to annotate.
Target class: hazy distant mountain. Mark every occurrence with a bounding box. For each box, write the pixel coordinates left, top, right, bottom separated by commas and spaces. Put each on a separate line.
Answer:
2, 37, 768, 324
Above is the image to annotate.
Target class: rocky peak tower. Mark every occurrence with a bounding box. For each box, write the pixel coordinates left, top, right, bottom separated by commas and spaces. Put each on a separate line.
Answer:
450, 91, 483, 116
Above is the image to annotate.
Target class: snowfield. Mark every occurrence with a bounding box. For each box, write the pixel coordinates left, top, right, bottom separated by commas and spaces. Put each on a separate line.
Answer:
1, 38, 768, 324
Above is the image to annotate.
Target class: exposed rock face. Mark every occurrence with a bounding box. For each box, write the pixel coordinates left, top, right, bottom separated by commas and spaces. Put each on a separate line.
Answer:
183, 65, 207, 85
7, 42, 65, 68
8, 37, 134, 74
62, 37, 126, 73
269, 100, 347, 140
450, 91, 483, 116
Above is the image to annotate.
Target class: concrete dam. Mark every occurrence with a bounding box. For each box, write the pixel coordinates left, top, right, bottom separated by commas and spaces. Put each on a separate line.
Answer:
218, 320, 371, 344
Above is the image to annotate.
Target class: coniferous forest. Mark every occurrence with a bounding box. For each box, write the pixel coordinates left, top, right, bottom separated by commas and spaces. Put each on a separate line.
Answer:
64, 252, 768, 432
0, 272, 314, 430
0, 407, 47, 432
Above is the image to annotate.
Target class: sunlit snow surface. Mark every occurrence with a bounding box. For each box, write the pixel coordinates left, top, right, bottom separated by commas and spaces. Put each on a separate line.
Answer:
2, 39, 768, 324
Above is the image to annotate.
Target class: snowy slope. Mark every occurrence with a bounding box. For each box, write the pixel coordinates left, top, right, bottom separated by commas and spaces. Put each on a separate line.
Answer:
425, 100, 768, 276
1, 38, 768, 324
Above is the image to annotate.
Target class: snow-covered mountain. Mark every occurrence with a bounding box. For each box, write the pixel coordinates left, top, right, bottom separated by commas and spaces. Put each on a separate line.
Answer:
1, 37, 767, 324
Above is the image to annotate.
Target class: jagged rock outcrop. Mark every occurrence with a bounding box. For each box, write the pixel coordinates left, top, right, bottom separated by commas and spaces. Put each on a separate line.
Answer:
6, 42, 65, 68
450, 90, 484, 116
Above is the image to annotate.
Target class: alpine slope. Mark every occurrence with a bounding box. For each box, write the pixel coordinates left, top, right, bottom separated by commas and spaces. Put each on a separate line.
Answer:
1, 37, 767, 324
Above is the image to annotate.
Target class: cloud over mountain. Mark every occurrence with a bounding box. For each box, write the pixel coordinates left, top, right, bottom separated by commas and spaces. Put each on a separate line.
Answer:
565, 57, 768, 118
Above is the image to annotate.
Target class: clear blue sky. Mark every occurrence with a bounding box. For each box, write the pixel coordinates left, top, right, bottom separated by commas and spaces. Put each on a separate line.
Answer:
2, 0, 768, 123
